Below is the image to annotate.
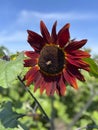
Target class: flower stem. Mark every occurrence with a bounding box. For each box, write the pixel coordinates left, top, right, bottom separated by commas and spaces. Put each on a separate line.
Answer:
50, 96, 55, 130
17, 76, 50, 122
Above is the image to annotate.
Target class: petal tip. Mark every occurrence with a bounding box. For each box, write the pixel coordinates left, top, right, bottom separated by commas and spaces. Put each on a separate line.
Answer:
40, 20, 45, 26
83, 39, 88, 43
54, 20, 57, 25
27, 30, 30, 34
66, 23, 70, 28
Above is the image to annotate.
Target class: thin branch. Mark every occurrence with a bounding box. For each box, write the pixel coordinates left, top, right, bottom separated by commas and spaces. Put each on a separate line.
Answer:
17, 76, 50, 122
50, 96, 55, 130
76, 125, 98, 130
76, 126, 86, 130
67, 94, 95, 130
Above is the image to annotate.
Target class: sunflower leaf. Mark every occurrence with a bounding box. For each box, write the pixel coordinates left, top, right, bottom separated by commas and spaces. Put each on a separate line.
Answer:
0, 52, 24, 88
84, 58, 98, 77
0, 101, 24, 129
0, 122, 24, 130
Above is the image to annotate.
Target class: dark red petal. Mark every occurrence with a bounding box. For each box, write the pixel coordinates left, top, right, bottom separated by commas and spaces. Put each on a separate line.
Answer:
57, 75, 66, 96
33, 70, 41, 83
66, 57, 90, 71
67, 50, 90, 58
45, 82, 53, 96
25, 51, 39, 59
24, 66, 39, 86
51, 21, 57, 43
45, 81, 56, 96
27, 30, 44, 52
34, 72, 44, 92
50, 81, 56, 96
40, 75, 59, 95
57, 23, 70, 47
40, 86, 45, 94
40, 21, 51, 43
45, 76, 60, 96
67, 64, 85, 82
65, 39, 87, 51
63, 69, 78, 89
24, 66, 38, 80
24, 59, 37, 67
27, 70, 40, 86
40, 81, 47, 94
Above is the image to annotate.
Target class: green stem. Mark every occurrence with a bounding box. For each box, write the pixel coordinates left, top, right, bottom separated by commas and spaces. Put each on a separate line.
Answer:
50, 96, 55, 130
17, 76, 50, 122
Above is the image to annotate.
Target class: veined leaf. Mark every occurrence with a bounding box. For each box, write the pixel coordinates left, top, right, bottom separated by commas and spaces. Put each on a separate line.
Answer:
84, 58, 98, 77
0, 101, 25, 129
0, 52, 24, 88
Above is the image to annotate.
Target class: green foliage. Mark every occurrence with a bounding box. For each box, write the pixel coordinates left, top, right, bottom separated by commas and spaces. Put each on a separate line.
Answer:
84, 58, 98, 77
0, 53, 24, 88
0, 122, 25, 130
0, 101, 24, 129
0, 46, 9, 56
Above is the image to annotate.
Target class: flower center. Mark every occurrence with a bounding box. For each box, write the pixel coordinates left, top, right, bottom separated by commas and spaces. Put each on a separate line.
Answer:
38, 44, 65, 75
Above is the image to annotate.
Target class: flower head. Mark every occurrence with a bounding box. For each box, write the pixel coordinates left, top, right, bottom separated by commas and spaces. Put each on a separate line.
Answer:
24, 21, 90, 96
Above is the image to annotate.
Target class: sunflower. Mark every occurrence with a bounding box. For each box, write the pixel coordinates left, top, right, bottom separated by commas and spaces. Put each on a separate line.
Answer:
23, 21, 90, 96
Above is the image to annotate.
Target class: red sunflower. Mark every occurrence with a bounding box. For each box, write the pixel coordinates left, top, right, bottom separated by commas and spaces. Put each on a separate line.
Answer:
24, 21, 90, 96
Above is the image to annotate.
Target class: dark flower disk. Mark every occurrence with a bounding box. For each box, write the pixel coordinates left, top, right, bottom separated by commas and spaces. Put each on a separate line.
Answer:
24, 21, 90, 96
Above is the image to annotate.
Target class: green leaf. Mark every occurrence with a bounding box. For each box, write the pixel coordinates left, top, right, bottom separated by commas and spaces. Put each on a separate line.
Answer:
84, 58, 98, 77
0, 122, 24, 130
0, 101, 24, 129
0, 52, 24, 88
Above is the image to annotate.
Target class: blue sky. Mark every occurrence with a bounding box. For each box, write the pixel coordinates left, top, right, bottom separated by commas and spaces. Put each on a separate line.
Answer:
0, 0, 98, 55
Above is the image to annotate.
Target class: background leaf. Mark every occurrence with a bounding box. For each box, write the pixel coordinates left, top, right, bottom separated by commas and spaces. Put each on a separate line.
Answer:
84, 58, 98, 77
0, 52, 24, 88
0, 101, 25, 129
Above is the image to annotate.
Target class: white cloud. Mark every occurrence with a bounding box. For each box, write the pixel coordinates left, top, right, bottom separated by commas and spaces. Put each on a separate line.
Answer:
0, 30, 32, 52
0, 31, 26, 44
17, 10, 98, 23
0, 31, 29, 52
